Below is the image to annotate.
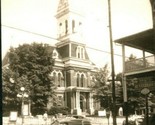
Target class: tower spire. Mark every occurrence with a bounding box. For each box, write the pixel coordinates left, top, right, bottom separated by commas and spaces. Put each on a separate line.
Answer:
56, 0, 69, 18
56, 0, 84, 43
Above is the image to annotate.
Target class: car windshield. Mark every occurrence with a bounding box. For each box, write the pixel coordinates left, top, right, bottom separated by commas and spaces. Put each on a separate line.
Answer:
72, 115, 85, 119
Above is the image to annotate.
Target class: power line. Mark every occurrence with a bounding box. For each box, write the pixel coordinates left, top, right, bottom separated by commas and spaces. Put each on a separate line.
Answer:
2, 24, 124, 58
2, 25, 58, 41
86, 46, 123, 57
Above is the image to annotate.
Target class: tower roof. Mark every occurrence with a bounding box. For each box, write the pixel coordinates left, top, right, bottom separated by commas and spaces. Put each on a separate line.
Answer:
56, 0, 85, 18
57, 0, 69, 13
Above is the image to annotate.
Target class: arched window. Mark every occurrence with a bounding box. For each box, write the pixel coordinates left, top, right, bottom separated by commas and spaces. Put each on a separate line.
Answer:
65, 20, 68, 34
58, 73, 61, 87
81, 74, 84, 87
72, 20, 75, 33
77, 74, 80, 87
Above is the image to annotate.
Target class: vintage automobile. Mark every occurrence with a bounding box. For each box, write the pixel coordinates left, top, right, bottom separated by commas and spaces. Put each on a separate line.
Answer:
135, 117, 143, 125
141, 114, 155, 125
59, 119, 92, 125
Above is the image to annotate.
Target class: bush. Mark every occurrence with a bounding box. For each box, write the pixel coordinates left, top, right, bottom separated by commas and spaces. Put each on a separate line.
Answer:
32, 106, 47, 116
48, 106, 70, 115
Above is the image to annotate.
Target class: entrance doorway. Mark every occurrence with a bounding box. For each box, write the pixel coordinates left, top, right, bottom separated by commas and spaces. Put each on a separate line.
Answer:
80, 95, 86, 112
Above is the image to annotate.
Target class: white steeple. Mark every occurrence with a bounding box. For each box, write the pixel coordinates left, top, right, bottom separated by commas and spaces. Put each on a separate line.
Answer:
56, 0, 85, 43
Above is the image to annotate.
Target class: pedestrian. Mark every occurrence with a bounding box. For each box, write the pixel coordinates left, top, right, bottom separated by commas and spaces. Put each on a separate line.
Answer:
51, 115, 59, 125
43, 111, 48, 125
150, 114, 155, 125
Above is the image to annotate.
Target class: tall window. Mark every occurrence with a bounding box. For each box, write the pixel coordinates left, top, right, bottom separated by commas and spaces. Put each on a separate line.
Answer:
65, 20, 68, 35
58, 73, 61, 87
81, 48, 84, 59
59, 23, 62, 37
77, 74, 80, 87
72, 20, 75, 33
53, 72, 56, 84
77, 47, 80, 58
81, 74, 84, 87
76, 46, 85, 59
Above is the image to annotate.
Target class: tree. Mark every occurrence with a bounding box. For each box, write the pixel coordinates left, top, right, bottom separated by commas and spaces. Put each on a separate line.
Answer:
91, 64, 112, 109
2, 43, 57, 115
126, 78, 146, 115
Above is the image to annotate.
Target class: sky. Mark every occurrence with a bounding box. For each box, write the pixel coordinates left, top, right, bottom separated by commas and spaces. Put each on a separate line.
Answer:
1, 0, 153, 73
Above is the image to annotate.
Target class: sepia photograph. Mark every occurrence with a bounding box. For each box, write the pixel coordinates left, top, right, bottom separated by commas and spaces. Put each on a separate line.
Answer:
2, 0, 155, 125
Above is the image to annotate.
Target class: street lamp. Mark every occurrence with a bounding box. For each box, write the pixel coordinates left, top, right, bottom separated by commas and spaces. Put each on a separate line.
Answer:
17, 87, 28, 125
106, 90, 112, 125
141, 88, 150, 125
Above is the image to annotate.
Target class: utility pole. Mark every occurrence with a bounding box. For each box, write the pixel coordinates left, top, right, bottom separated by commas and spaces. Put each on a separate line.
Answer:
108, 0, 117, 125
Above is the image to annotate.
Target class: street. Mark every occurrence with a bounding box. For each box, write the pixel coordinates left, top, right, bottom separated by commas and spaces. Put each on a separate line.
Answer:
3, 116, 125, 125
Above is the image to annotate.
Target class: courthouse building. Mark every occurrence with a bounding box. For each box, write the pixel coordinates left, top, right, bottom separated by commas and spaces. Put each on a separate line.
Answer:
46, 0, 100, 115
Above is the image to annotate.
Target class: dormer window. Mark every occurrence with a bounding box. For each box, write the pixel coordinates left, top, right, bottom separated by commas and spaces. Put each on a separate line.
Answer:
52, 49, 58, 59
76, 46, 85, 59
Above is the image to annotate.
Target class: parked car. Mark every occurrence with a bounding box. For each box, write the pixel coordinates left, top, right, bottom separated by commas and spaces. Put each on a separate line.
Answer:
59, 119, 92, 125
72, 115, 86, 119
135, 117, 143, 125
141, 114, 155, 125
65, 115, 86, 120
122, 115, 144, 125
122, 120, 135, 125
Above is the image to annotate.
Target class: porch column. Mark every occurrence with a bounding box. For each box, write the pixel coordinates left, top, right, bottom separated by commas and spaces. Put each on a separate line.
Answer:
142, 50, 147, 67
71, 91, 74, 114
88, 93, 94, 115
73, 91, 81, 115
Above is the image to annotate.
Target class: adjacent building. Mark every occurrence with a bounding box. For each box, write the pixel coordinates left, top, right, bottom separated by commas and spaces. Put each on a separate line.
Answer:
115, 0, 155, 113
